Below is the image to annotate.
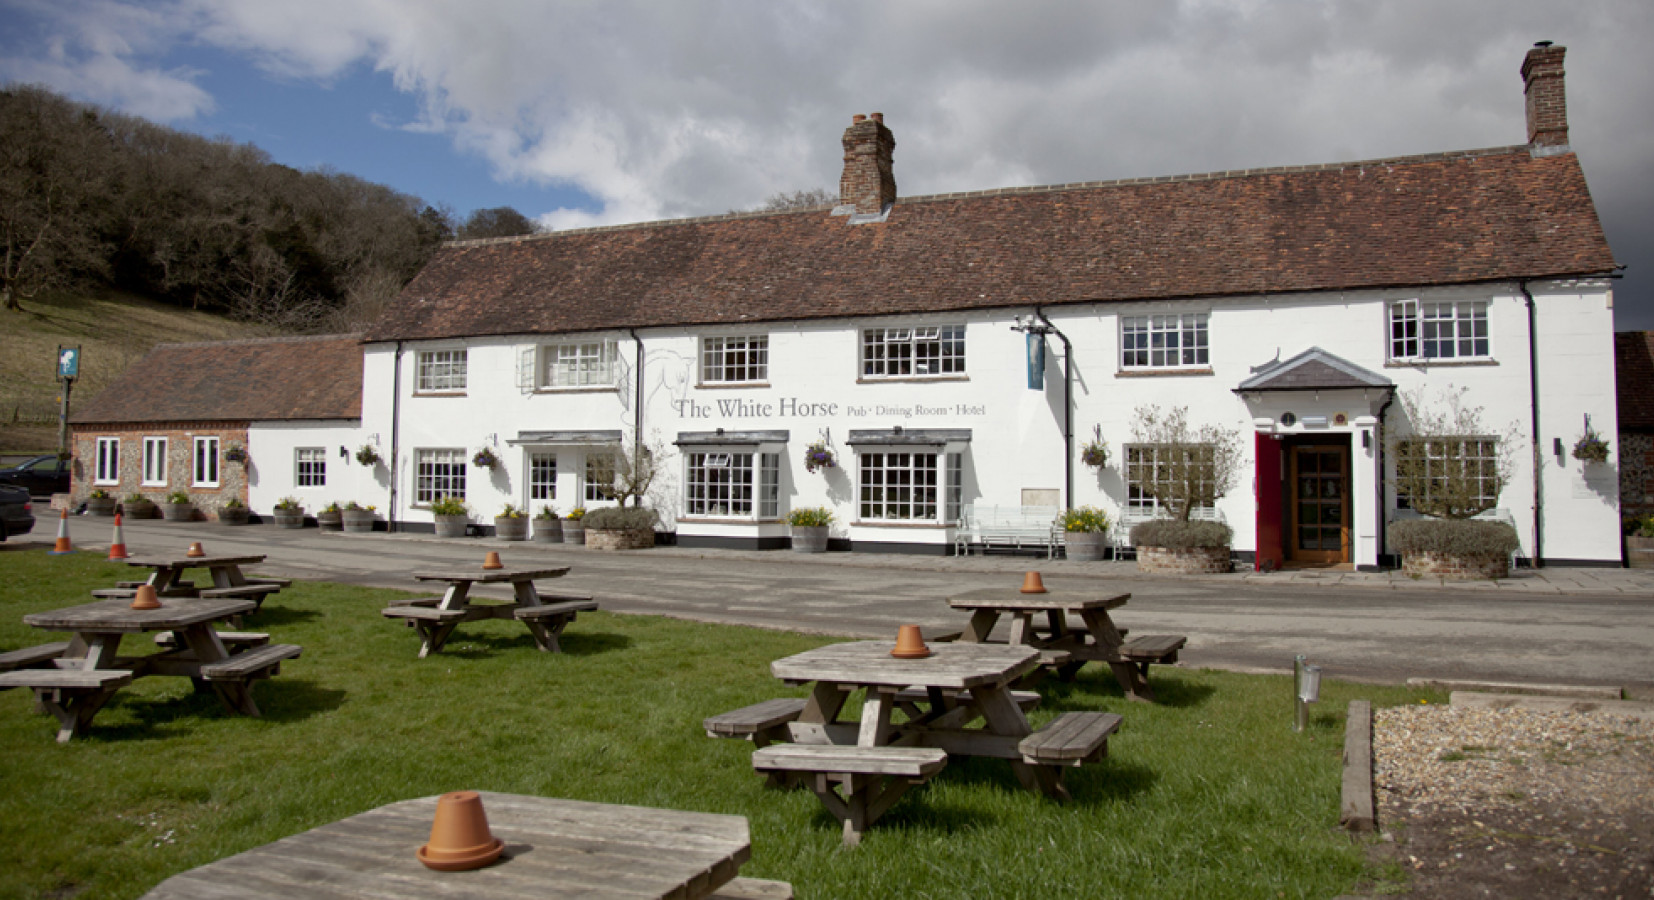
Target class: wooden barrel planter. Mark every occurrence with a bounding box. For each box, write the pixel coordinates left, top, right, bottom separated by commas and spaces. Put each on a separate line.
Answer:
85, 496, 117, 517
272, 510, 305, 529
123, 499, 157, 519
494, 516, 529, 541
1063, 531, 1108, 561
433, 514, 468, 538
162, 502, 196, 522
533, 519, 563, 543
1629, 536, 1654, 569
562, 520, 586, 545
790, 525, 828, 553
218, 505, 251, 525
342, 509, 376, 533
317, 510, 344, 532
585, 527, 654, 550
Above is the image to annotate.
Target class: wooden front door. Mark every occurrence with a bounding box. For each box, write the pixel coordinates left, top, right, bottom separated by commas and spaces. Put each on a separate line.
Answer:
1289, 444, 1350, 564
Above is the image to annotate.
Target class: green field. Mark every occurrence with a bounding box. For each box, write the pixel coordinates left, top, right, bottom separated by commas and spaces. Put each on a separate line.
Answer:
0, 549, 1426, 899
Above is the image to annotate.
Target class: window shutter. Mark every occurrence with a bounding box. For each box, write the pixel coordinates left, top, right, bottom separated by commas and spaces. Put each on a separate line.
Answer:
518, 346, 537, 393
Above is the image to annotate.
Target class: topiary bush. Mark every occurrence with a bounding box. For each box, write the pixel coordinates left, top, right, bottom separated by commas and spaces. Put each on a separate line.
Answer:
1390, 518, 1519, 557
581, 506, 658, 531
1130, 518, 1232, 549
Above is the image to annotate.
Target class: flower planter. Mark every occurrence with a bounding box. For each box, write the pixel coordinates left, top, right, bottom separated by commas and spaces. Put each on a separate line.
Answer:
162, 502, 196, 523
494, 516, 529, 541
433, 514, 469, 539
218, 506, 251, 525
562, 521, 586, 545
1627, 536, 1654, 570
533, 519, 564, 543
1063, 531, 1108, 561
342, 509, 376, 533
85, 497, 117, 517
1401, 550, 1509, 581
272, 510, 305, 529
1136, 545, 1232, 574
317, 510, 344, 532
123, 499, 156, 519
585, 527, 654, 550
790, 525, 829, 553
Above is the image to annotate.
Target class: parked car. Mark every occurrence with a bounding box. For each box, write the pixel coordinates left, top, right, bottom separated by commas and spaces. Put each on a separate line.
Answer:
0, 454, 70, 497
0, 484, 35, 541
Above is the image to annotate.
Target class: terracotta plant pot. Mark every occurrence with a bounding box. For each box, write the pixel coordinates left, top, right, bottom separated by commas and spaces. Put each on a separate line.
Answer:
482, 551, 503, 570
1020, 571, 1047, 594
186, 542, 205, 558
891, 624, 931, 659
129, 584, 162, 610
417, 791, 503, 872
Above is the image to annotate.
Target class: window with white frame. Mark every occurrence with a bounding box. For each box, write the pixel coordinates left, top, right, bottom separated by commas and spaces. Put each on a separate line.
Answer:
1394, 438, 1500, 512
861, 325, 965, 378
296, 447, 326, 488
192, 436, 220, 487
684, 452, 754, 517
415, 448, 466, 504
858, 450, 940, 521
1124, 444, 1216, 516
1120, 313, 1209, 369
945, 453, 963, 523
529, 452, 557, 503
416, 349, 467, 393
95, 437, 119, 485
142, 437, 168, 486
700, 335, 768, 384
584, 452, 615, 503
542, 340, 618, 388
759, 453, 780, 518
1388, 299, 1489, 361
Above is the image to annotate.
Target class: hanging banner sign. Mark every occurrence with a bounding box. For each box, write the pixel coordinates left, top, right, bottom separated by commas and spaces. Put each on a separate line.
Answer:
1025, 332, 1046, 390
57, 347, 80, 380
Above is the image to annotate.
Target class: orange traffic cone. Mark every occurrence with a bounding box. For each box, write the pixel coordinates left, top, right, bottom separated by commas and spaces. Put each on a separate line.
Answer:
107, 513, 129, 560
48, 508, 74, 555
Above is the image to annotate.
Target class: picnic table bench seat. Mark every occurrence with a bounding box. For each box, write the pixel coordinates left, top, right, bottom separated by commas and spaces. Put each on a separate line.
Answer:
237, 576, 291, 588
196, 643, 301, 717
1116, 634, 1188, 682
0, 667, 136, 742
0, 642, 70, 672
154, 631, 270, 651
891, 686, 1041, 714
705, 697, 808, 747
1019, 711, 1123, 768
751, 744, 948, 845
381, 604, 469, 622
708, 877, 796, 899
197, 584, 281, 603
511, 598, 598, 621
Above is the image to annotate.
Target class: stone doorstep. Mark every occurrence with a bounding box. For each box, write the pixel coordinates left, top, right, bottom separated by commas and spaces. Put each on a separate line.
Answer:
1448, 690, 1654, 721
1407, 677, 1623, 700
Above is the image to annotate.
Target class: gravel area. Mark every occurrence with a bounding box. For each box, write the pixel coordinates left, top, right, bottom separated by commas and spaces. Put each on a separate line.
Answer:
1371, 704, 1654, 897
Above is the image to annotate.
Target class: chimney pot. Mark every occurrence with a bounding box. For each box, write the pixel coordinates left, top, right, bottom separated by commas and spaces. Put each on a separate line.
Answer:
870, 112, 883, 124
852, 114, 866, 123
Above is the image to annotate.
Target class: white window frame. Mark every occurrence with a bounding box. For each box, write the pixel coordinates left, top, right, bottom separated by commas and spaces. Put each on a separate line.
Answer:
1394, 437, 1500, 511
857, 449, 942, 522
1124, 443, 1217, 517
296, 447, 327, 488
700, 335, 769, 385
681, 448, 782, 520
1388, 299, 1490, 362
861, 325, 966, 379
192, 436, 220, 487
416, 349, 468, 393
529, 452, 557, 504
142, 437, 168, 487
415, 448, 467, 505
584, 452, 616, 504
541, 340, 619, 389
1120, 313, 1209, 369
94, 437, 120, 485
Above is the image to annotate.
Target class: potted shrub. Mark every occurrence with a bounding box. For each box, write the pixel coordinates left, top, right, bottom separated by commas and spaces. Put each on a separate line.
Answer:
272, 496, 305, 528
563, 507, 587, 545
786, 507, 834, 552
494, 503, 529, 541
582, 506, 658, 550
123, 492, 156, 519
218, 497, 251, 525
342, 501, 377, 533
1060, 505, 1111, 561
317, 501, 344, 531
1391, 518, 1519, 581
430, 496, 469, 538
533, 505, 563, 543
85, 489, 117, 517
1131, 519, 1234, 573
162, 490, 196, 522
1626, 514, 1654, 570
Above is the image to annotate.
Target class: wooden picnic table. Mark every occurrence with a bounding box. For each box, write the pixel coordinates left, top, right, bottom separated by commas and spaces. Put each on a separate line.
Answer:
121, 553, 271, 595
0, 596, 300, 741
948, 586, 1185, 701
384, 565, 595, 657
141, 792, 789, 899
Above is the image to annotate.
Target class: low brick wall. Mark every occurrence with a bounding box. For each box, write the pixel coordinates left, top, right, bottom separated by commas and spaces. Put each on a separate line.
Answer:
1401, 551, 1509, 580
584, 528, 656, 550
1137, 545, 1233, 574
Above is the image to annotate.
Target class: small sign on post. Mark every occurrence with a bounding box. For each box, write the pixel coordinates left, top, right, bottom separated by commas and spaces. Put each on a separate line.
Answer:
57, 347, 81, 380
1025, 331, 1046, 390
55, 345, 81, 466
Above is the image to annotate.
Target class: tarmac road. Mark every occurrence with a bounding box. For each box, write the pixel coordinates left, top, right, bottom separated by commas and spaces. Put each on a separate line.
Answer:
31, 515, 1654, 696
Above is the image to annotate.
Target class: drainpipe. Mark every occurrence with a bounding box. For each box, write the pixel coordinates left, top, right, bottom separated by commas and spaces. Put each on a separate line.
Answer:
627, 328, 645, 508
1521, 281, 1544, 568
1032, 307, 1074, 510
388, 341, 403, 532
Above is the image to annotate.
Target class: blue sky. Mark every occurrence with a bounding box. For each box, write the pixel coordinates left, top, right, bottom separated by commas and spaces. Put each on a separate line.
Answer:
3, 0, 1653, 329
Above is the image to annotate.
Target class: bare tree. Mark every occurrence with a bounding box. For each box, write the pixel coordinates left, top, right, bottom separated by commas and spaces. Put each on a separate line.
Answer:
456, 207, 542, 240
590, 432, 674, 508
730, 188, 835, 215
1129, 405, 1244, 521
1388, 387, 1520, 519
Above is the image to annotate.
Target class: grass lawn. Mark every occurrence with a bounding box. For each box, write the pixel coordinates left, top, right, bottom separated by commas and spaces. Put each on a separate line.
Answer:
0, 549, 1430, 899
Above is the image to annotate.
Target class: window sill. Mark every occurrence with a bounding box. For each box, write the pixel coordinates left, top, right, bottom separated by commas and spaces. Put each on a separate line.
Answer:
1116, 367, 1214, 378
1383, 359, 1498, 368
851, 520, 952, 529
677, 516, 778, 524
534, 385, 619, 394
695, 381, 771, 390
856, 375, 969, 385
413, 391, 468, 398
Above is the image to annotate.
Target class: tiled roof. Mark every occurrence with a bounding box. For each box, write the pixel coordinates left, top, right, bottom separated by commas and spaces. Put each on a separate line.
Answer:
366, 145, 1617, 342
1616, 331, 1654, 432
1236, 347, 1393, 392
71, 334, 363, 425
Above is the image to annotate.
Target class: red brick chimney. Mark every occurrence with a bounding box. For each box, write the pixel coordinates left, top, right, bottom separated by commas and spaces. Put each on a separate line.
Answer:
1521, 41, 1568, 149
839, 112, 896, 215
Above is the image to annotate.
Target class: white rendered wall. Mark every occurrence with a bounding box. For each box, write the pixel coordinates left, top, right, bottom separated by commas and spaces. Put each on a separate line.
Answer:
246, 420, 366, 516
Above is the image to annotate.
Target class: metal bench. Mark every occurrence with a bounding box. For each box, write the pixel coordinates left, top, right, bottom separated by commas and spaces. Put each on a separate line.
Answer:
751, 744, 948, 845
955, 505, 1062, 558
